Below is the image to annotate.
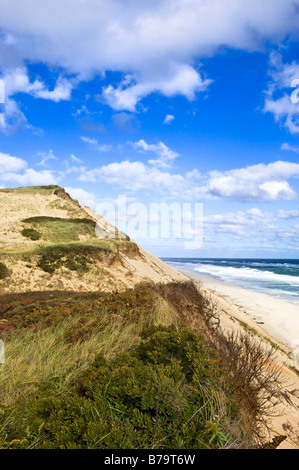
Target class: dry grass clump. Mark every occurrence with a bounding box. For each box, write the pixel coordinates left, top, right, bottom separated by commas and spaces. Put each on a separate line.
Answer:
145, 282, 290, 446
210, 330, 289, 445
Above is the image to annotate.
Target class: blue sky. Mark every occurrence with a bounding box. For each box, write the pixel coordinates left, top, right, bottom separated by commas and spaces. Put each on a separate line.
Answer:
1, 0, 299, 258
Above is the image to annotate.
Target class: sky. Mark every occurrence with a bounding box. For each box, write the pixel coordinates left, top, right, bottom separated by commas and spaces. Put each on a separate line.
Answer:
1, 0, 299, 258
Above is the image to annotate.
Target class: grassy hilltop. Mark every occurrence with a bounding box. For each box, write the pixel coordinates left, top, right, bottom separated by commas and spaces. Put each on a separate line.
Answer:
0, 186, 291, 449
0, 185, 187, 293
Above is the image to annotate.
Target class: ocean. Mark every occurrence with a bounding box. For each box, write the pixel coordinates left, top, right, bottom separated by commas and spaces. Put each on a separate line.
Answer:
162, 258, 299, 307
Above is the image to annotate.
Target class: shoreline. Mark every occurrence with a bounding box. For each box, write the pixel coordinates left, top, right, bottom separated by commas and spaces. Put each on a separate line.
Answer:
177, 268, 299, 355
177, 267, 299, 449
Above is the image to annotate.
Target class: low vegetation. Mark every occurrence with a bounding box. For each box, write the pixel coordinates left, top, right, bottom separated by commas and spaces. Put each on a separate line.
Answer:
0, 282, 287, 449
22, 216, 97, 244
0, 263, 9, 280
21, 228, 41, 241
0, 185, 60, 194
36, 243, 114, 274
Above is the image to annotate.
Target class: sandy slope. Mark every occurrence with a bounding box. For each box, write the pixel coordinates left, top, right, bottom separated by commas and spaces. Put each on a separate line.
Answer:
0, 188, 187, 293
179, 268, 299, 449
0, 189, 87, 252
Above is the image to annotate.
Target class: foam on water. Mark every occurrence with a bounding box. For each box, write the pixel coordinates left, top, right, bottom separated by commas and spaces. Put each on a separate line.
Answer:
162, 258, 299, 306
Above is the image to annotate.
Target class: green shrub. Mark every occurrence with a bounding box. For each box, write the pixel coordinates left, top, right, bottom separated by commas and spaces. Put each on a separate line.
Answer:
37, 244, 112, 274
0, 282, 284, 449
0, 325, 237, 449
22, 216, 95, 227
0, 262, 9, 280
22, 217, 96, 243
21, 228, 41, 241
0, 185, 60, 194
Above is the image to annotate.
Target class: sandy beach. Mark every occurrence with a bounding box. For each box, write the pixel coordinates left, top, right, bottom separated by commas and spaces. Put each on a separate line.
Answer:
178, 268, 299, 449
179, 269, 299, 354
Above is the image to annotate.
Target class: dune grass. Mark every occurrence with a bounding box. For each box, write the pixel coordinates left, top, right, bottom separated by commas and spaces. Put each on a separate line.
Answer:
22, 216, 97, 244
0, 285, 177, 405
36, 243, 113, 273
0, 282, 288, 449
0, 185, 60, 194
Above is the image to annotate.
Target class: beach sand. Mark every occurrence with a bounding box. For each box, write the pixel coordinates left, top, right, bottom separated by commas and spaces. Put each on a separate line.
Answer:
179, 269, 299, 353
178, 268, 299, 449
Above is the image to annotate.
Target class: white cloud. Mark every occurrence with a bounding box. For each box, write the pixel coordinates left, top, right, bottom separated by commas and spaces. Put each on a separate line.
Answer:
0, 151, 27, 173
0, 97, 27, 135
201, 207, 299, 247
70, 154, 84, 164
0, 0, 298, 116
163, 114, 175, 125
281, 142, 299, 153
77, 155, 299, 201
101, 64, 210, 111
2, 67, 73, 102
264, 52, 299, 133
79, 160, 187, 195
37, 149, 58, 167
0, 168, 57, 186
0, 150, 59, 185
33, 77, 73, 102
132, 139, 179, 169
81, 136, 112, 152
65, 187, 96, 209
277, 208, 299, 219
0, 68, 73, 133
206, 161, 299, 200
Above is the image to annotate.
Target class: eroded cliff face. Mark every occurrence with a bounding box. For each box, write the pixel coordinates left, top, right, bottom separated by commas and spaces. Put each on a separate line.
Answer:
0, 186, 187, 293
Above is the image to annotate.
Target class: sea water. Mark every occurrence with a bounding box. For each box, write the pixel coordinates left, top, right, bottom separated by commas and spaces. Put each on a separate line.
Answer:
162, 258, 299, 307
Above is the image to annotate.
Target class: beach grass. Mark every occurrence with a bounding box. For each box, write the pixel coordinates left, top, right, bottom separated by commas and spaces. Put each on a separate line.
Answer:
22, 216, 97, 244
0, 281, 288, 449
0, 185, 60, 194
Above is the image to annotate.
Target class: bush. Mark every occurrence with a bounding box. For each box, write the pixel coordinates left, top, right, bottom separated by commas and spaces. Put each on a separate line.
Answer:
22, 217, 97, 243
0, 325, 238, 449
37, 244, 112, 274
0, 282, 287, 449
0, 262, 9, 280
21, 228, 41, 241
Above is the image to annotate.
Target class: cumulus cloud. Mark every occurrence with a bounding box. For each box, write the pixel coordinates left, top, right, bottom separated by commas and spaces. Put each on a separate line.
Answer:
0, 151, 27, 173
132, 139, 179, 169
202, 207, 299, 248
277, 207, 299, 219
206, 161, 299, 200
65, 187, 97, 209
2, 68, 73, 101
77, 151, 299, 201
0, 97, 28, 135
203, 208, 276, 238
264, 52, 299, 133
0, 0, 298, 119
0, 67, 74, 133
0, 168, 57, 186
79, 160, 188, 195
101, 64, 210, 111
0, 150, 59, 185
